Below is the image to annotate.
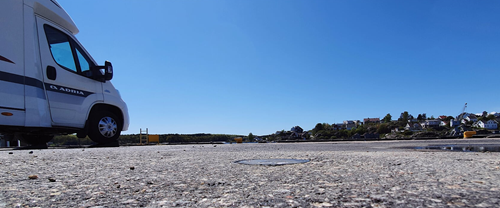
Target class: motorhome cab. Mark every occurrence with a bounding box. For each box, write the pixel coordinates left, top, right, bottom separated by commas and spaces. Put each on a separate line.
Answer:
0, 0, 129, 145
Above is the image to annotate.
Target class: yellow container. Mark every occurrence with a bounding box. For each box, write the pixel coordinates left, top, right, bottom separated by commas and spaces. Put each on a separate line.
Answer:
463, 131, 476, 139
148, 135, 160, 143
234, 137, 243, 143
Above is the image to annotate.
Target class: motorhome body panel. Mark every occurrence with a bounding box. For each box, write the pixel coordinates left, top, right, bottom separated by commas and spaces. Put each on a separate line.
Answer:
0, 0, 26, 126
24, 4, 52, 127
24, 0, 79, 35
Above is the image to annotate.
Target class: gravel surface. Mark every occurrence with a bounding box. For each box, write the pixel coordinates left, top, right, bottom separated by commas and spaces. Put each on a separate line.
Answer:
1, 138, 500, 207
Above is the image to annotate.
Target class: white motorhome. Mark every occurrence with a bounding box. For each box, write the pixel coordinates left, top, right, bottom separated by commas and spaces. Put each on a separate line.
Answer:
0, 0, 129, 145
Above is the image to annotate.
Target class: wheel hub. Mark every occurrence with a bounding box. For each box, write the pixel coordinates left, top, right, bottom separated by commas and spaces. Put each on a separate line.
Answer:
98, 117, 117, 138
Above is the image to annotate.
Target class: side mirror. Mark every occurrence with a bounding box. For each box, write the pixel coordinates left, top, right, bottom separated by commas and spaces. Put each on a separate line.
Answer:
104, 61, 113, 81
90, 61, 113, 82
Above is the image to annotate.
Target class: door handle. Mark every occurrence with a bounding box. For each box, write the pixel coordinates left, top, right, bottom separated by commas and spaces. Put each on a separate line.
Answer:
47, 66, 56, 80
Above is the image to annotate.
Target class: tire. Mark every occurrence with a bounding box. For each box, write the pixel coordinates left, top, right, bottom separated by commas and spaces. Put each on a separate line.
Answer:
88, 111, 122, 144
22, 134, 53, 145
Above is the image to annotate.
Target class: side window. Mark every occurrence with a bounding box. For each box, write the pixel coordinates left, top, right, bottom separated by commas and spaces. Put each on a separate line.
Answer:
44, 25, 77, 72
44, 25, 95, 77
76, 48, 90, 73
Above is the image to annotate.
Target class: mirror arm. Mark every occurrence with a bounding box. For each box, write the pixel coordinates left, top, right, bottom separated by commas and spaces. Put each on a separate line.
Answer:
90, 65, 106, 82
90, 61, 113, 82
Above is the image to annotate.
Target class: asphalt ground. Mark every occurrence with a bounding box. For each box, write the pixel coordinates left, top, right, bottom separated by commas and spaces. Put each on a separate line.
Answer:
1, 138, 499, 207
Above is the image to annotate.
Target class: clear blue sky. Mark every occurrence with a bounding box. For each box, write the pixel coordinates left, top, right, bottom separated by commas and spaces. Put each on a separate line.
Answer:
58, 0, 500, 135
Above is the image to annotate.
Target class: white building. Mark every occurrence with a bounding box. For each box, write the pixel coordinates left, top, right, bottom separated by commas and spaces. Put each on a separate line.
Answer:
449, 119, 461, 127
343, 120, 360, 130
405, 123, 423, 131
440, 121, 448, 127
473, 120, 498, 130
421, 120, 441, 129
464, 115, 478, 123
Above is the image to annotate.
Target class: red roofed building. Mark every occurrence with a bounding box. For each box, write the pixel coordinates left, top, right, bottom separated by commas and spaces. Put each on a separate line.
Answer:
363, 118, 380, 124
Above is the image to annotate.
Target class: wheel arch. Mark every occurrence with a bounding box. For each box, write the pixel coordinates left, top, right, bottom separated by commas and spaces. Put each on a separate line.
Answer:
88, 104, 124, 127
79, 103, 124, 139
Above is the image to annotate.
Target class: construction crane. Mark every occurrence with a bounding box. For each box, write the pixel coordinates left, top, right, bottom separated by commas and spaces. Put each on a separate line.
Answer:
457, 103, 467, 120
449, 103, 468, 137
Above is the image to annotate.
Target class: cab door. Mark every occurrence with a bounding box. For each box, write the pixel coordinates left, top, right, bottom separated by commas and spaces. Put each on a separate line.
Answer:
36, 17, 103, 127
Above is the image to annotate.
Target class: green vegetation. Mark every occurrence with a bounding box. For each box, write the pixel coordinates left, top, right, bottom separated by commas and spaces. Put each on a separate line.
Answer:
248, 133, 255, 142
118, 133, 241, 144
48, 133, 243, 146
309, 122, 371, 140
50, 134, 93, 146
382, 113, 392, 123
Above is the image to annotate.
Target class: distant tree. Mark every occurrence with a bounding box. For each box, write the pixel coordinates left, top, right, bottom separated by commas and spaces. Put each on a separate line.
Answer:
322, 123, 332, 130
376, 123, 391, 134
337, 129, 349, 139
482, 111, 488, 118
417, 114, 422, 121
422, 113, 427, 120
487, 114, 496, 120
312, 123, 324, 135
402, 111, 409, 122
430, 115, 435, 120
382, 113, 392, 123
248, 133, 254, 141
354, 125, 367, 135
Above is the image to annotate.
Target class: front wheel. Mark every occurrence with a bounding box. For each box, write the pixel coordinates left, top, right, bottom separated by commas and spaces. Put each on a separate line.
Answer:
88, 111, 122, 144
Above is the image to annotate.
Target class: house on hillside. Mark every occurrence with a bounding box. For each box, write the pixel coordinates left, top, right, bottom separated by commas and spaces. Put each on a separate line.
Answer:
449, 119, 461, 127
438, 115, 448, 120
440, 120, 449, 127
343, 120, 361, 130
421, 120, 440, 129
405, 123, 423, 131
460, 112, 471, 118
290, 131, 309, 139
363, 118, 380, 124
331, 123, 343, 130
408, 118, 418, 122
463, 115, 478, 124
472, 120, 498, 130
